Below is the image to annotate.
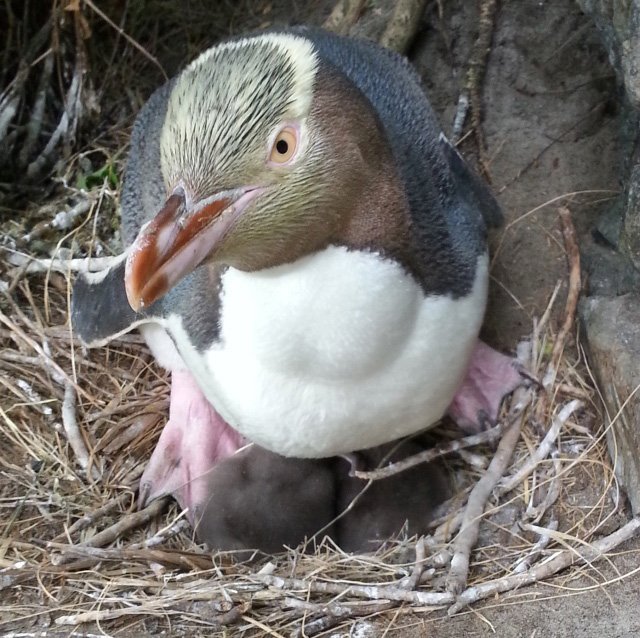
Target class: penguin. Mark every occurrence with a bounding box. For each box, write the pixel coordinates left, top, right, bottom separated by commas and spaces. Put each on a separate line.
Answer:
72, 27, 523, 522
193, 444, 337, 559
335, 441, 451, 553
193, 441, 449, 557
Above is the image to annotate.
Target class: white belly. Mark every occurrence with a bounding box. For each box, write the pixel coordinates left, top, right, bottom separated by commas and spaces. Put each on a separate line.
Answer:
165, 246, 488, 457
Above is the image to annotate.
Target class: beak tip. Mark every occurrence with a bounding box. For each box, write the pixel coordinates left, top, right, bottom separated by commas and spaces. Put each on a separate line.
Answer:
124, 261, 142, 312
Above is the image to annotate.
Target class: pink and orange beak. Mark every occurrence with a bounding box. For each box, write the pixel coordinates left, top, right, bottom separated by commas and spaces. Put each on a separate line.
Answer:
124, 187, 260, 311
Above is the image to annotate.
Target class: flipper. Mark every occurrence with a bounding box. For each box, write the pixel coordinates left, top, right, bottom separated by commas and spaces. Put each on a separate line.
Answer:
439, 133, 503, 229
71, 253, 163, 347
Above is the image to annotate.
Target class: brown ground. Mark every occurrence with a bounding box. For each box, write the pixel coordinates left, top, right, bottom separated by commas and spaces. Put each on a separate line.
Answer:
2, 0, 639, 636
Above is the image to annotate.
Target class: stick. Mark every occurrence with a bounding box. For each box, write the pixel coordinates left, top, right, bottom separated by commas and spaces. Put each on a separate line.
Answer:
51, 490, 135, 542
54, 498, 170, 563
513, 519, 559, 573
547, 207, 581, 380
18, 51, 54, 168
83, 0, 168, 80
254, 573, 455, 606
55, 599, 248, 626
498, 399, 583, 495
446, 384, 532, 594
354, 424, 503, 480
51, 543, 212, 571
525, 451, 562, 523
448, 516, 640, 614
450, 0, 499, 178
403, 536, 427, 590
287, 598, 394, 638
536, 207, 581, 421
4, 249, 123, 274
130, 517, 190, 550
23, 199, 92, 242
60, 380, 101, 481
80, 497, 169, 548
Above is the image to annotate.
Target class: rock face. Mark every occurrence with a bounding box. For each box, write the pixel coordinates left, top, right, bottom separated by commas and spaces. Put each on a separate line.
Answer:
580, 294, 640, 513
577, 0, 640, 109
624, 147, 640, 268
577, 0, 640, 270
577, 1, 640, 512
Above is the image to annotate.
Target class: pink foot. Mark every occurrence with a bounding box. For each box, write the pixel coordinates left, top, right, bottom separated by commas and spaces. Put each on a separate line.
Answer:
447, 341, 525, 433
139, 369, 245, 521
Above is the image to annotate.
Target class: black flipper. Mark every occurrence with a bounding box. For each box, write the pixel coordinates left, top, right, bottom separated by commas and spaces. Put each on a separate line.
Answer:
439, 133, 503, 229
71, 254, 163, 346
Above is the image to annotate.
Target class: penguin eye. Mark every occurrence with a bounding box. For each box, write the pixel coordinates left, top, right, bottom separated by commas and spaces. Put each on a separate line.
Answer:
269, 127, 298, 164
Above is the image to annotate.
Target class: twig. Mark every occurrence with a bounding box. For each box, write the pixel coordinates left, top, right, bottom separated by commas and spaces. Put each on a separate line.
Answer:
456, 448, 488, 470
513, 519, 559, 573
130, 517, 190, 550
0, 309, 86, 399
26, 45, 82, 178
102, 412, 160, 454
60, 380, 101, 481
545, 207, 581, 383
429, 507, 465, 546
451, 94, 469, 142
254, 573, 454, 606
4, 249, 123, 274
56, 497, 169, 559
402, 536, 427, 590
287, 598, 394, 638
18, 51, 54, 168
23, 199, 92, 242
323, 0, 366, 35
83, 0, 168, 80
446, 341, 534, 595
451, 0, 498, 179
446, 409, 525, 594
0, 61, 29, 146
354, 423, 503, 480
51, 490, 135, 542
55, 599, 247, 626
525, 451, 563, 523
498, 399, 583, 496
448, 516, 640, 614
535, 207, 581, 421
379, 0, 427, 53
50, 542, 212, 571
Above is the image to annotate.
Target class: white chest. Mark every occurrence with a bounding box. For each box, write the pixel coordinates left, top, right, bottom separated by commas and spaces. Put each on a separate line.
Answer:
164, 246, 488, 457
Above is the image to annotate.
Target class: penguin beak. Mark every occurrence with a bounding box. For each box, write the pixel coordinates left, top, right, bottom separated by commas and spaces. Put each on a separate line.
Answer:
124, 187, 261, 311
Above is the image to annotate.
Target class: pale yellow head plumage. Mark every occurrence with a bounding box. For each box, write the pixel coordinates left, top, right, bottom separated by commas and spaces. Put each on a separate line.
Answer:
160, 33, 319, 198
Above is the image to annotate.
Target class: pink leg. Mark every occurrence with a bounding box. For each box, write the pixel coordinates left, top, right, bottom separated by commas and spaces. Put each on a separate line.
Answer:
139, 370, 245, 521
447, 341, 525, 433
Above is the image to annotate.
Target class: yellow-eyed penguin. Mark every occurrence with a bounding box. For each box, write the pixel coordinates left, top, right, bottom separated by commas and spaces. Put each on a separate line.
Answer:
193, 441, 450, 556
72, 26, 522, 527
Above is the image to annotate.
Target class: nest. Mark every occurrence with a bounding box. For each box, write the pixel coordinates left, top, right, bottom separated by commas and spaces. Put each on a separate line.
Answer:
0, 197, 635, 636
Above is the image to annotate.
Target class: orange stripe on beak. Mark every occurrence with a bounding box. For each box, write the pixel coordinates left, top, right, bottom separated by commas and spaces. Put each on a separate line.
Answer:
125, 192, 231, 311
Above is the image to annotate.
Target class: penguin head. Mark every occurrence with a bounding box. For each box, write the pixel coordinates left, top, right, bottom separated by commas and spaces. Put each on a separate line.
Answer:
125, 32, 391, 311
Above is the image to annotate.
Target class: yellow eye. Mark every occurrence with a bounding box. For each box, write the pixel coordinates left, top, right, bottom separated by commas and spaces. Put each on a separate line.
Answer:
269, 127, 298, 164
